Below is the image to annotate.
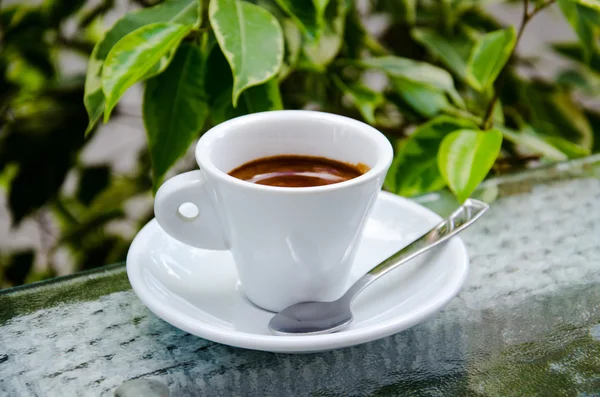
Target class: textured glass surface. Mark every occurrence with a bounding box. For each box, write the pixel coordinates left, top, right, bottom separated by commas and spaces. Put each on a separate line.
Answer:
1, 155, 599, 396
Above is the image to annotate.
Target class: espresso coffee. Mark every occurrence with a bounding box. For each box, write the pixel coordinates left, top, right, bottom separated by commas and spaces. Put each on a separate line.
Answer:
229, 155, 368, 187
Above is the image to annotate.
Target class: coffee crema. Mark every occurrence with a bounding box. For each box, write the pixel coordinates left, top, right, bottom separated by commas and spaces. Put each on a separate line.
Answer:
228, 155, 368, 188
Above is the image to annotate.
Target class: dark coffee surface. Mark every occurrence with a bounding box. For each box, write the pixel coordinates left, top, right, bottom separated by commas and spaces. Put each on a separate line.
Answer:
228, 155, 366, 187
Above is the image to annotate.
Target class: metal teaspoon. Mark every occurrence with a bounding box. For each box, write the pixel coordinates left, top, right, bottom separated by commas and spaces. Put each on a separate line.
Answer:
268, 198, 489, 336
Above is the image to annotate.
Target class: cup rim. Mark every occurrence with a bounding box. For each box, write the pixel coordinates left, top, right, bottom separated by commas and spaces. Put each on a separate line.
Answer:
195, 110, 393, 194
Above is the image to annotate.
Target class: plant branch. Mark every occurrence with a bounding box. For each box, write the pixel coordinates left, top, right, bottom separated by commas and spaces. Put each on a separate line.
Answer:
516, 0, 531, 45
481, 0, 556, 129
53, 199, 79, 226
528, 0, 557, 19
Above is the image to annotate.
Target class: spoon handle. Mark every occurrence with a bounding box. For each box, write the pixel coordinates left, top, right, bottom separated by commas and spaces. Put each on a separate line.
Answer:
342, 198, 489, 302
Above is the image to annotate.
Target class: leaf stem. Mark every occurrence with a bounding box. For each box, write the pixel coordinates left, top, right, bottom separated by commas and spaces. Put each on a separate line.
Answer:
480, 0, 556, 130
481, 95, 498, 130
516, 0, 531, 45
364, 35, 390, 56
444, 106, 483, 124
53, 199, 79, 226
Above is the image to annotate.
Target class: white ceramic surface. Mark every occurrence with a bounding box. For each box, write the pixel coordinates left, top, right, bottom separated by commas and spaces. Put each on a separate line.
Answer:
154, 111, 393, 312
127, 192, 469, 353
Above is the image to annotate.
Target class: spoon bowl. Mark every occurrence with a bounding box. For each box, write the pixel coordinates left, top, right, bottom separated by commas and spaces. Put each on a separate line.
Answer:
269, 300, 353, 335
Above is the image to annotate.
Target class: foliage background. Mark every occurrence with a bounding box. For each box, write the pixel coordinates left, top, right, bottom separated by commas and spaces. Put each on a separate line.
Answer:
0, 0, 599, 287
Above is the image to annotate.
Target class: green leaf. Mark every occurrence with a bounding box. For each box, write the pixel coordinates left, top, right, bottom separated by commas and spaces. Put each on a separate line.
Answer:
438, 128, 502, 203
361, 56, 465, 108
209, 0, 284, 106
210, 89, 246, 125
313, 0, 331, 23
279, 19, 302, 81
204, 40, 234, 107
557, 68, 600, 95
211, 78, 283, 125
77, 166, 111, 206
391, 79, 450, 117
492, 98, 504, 124
460, 7, 503, 33
301, 0, 348, 69
344, 84, 383, 124
567, 0, 600, 12
2, 251, 34, 286
412, 28, 472, 79
44, 0, 86, 26
85, 177, 147, 218
0, 86, 88, 224
498, 126, 568, 161
557, 0, 600, 64
143, 43, 209, 186
374, 0, 415, 24
402, 0, 416, 25
385, 116, 478, 196
542, 136, 590, 158
2, 7, 55, 79
96, 0, 200, 60
553, 42, 600, 71
466, 27, 516, 91
585, 109, 600, 152
522, 82, 594, 150
0, 164, 18, 192
343, 5, 367, 58
102, 22, 192, 122
333, 76, 383, 124
83, 0, 200, 130
241, 78, 284, 113
275, 0, 322, 40
205, 42, 283, 124
84, 44, 104, 135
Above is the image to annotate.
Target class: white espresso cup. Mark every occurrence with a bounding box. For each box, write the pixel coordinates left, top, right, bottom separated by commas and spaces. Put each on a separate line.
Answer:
154, 110, 393, 312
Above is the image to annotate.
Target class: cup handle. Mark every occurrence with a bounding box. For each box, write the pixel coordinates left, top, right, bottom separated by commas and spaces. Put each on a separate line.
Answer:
154, 170, 228, 250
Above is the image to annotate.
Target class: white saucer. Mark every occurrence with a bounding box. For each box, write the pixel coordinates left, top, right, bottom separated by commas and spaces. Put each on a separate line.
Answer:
127, 192, 469, 353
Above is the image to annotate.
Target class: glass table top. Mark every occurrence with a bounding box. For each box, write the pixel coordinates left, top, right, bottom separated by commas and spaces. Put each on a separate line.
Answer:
1, 155, 599, 396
